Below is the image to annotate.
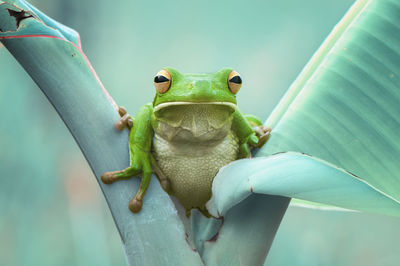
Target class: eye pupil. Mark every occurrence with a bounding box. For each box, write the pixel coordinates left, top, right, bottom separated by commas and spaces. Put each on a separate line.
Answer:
229, 75, 242, 84
154, 75, 169, 83
154, 69, 172, 93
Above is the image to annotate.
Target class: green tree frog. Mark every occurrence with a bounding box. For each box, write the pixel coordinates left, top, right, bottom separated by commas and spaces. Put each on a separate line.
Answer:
101, 68, 270, 217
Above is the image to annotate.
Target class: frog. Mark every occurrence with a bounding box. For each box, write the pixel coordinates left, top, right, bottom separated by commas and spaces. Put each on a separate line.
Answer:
101, 68, 271, 217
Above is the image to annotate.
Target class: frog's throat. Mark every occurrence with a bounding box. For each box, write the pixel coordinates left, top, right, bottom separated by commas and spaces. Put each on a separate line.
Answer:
153, 101, 237, 113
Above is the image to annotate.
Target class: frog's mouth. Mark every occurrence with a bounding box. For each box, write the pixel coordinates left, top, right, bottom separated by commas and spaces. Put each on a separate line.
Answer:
153, 101, 237, 113
153, 101, 237, 142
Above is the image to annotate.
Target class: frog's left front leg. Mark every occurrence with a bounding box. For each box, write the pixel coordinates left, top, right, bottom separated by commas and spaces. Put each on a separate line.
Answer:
244, 114, 271, 148
231, 110, 270, 158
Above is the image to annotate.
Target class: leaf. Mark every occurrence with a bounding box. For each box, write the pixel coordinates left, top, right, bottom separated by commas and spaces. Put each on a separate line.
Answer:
202, 0, 400, 264
0, 1, 203, 265
207, 152, 400, 218
261, 0, 400, 202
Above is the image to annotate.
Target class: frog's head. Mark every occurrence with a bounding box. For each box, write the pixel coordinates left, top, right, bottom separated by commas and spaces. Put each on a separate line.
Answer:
152, 67, 241, 113
152, 68, 243, 142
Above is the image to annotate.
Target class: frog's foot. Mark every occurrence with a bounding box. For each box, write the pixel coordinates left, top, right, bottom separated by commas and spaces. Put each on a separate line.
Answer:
101, 166, 140, 184
253, 125, 271, 148
114, 106, 134, 131
101, 171, 119, 184
129, 197, 143, 213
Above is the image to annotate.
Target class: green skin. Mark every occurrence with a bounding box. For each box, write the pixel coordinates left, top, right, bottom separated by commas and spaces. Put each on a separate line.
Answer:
101, 68, 266, 217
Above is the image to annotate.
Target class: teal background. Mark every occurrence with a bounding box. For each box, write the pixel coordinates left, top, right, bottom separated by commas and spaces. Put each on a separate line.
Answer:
2, 0, 400, 265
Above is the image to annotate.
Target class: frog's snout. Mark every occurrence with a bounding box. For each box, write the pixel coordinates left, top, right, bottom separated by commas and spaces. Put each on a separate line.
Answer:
190, 80, 214, 101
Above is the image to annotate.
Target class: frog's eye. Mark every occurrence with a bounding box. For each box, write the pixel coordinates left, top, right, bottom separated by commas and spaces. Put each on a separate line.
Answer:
154, 70, 171, 93
227, 70, 242, 94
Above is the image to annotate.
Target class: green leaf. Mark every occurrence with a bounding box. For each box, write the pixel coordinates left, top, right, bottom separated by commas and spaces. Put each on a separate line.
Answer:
0, 1, 202, 265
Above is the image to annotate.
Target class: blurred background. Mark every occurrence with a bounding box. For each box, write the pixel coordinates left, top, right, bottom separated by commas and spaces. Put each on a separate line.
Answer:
2, 0, 400, 265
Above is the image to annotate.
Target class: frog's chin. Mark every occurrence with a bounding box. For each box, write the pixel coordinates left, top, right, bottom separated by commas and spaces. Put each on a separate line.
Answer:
153, 101, 237, 113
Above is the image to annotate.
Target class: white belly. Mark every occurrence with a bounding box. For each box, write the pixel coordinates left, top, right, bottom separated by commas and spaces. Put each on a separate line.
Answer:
152, 131, 239, 211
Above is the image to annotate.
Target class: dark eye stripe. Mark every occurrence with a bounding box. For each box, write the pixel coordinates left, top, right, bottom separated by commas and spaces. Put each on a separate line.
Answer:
154, 75, 170, 83
229, 75, 242, 84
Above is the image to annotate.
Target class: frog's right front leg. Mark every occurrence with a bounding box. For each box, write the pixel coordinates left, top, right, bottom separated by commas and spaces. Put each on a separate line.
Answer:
101, 103, 157, 213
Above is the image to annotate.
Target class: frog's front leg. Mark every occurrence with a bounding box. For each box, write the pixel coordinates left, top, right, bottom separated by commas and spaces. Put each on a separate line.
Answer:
101, 103, 163, 213
244, 114, 271, 148
232, 110, 271, 158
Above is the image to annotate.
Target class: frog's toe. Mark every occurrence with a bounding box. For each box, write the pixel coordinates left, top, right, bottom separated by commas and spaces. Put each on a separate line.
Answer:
129, 197, 143, 213
263, 126, 272, 135
258, 133, 270, 147
254, 125, 272, 148
101, 172, 116, 184
118, 106, 127, 117
127, 117, 134, 129
114, 119, 125, 131
114, 113, 129, 130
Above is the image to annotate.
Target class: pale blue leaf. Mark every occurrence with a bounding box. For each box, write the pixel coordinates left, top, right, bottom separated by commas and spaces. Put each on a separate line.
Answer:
0, 1, 202, 265
202, 0, 400, 264
207, 152, 400, 218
